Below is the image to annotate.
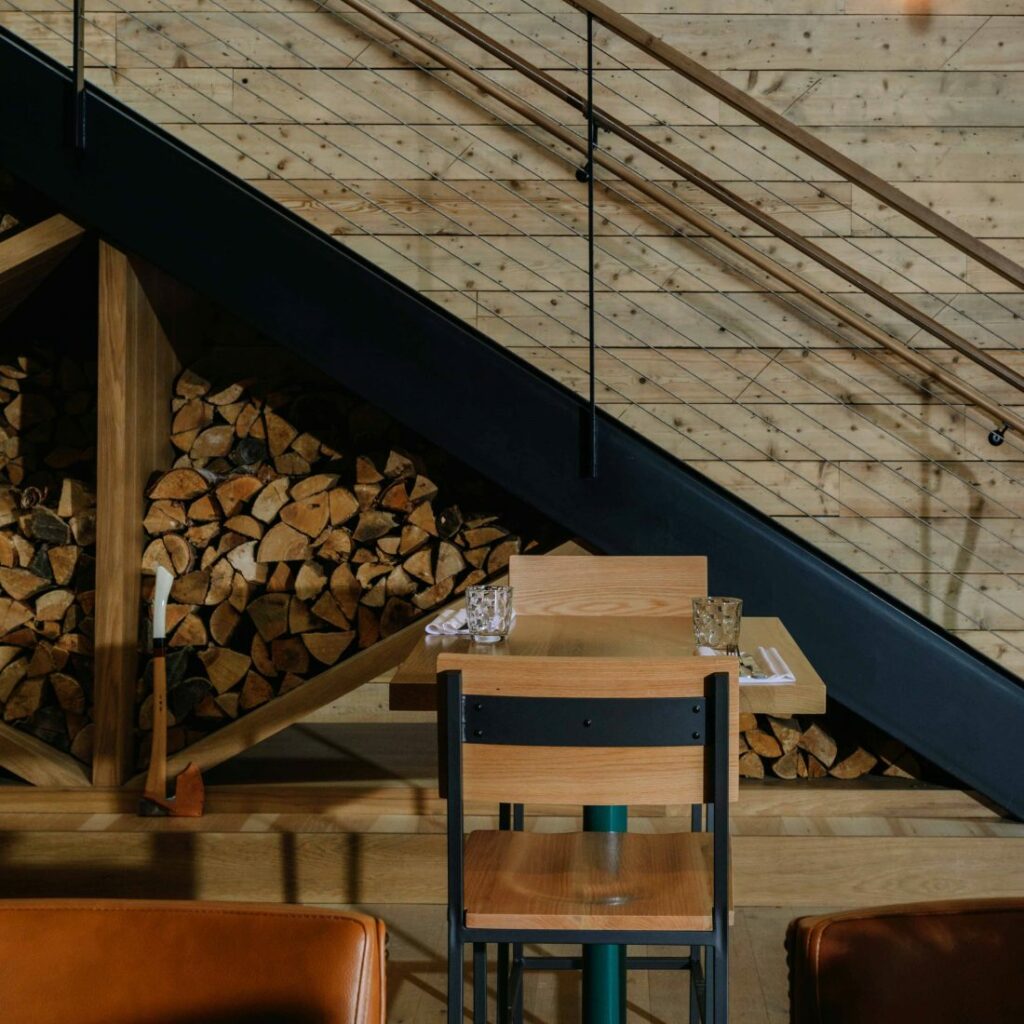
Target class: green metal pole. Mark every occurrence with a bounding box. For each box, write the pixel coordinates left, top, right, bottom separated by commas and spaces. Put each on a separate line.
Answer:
582, 804, 627, 1024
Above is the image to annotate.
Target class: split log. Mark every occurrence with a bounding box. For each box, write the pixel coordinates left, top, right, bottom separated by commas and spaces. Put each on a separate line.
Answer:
0, 352, 97, 760
136, 362, 555, 746
745, 729, 783, 760
830, 747, 879, 780
198, 648, 252, 694
257, 522, 312, 562
767, 715, 801, 754
799, 722, 838, 768
771, 747, 805, 780
739, 751, 764, 779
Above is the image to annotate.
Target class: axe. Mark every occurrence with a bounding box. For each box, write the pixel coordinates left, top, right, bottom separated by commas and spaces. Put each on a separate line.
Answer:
139, 566, 205, 818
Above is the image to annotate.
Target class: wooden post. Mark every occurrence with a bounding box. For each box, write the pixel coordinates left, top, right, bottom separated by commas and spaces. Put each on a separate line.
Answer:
93, 243, 181, 786
0, 214, 85, 322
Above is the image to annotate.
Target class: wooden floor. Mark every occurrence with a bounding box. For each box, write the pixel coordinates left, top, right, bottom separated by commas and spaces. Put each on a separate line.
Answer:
368, 902, 826, 1024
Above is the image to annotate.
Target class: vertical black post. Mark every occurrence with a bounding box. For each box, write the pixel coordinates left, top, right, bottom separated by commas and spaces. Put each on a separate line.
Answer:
70, 0, 87, 151
441, 670, 466, 1024
582, 11, 597, 478
711, 671, 730, 1024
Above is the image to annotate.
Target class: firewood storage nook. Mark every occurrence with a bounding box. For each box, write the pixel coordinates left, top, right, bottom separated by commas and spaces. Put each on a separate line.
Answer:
0, 234, 932, 792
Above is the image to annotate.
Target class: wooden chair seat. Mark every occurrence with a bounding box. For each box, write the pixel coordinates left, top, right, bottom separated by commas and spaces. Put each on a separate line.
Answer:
464, 829, 732, 931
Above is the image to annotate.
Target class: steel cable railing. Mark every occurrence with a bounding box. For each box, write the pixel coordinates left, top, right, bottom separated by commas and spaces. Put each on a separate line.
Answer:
402, 0, 1024, 483
44, 4, 1024, 610
392, 0, 1024, 412
194, 0, 1024, 570
298, 3, 1024, 531
8, 2, 1024, 647
125, 4, 1024, 643
325, 0, 1024, 483
498, 0, 1024, 355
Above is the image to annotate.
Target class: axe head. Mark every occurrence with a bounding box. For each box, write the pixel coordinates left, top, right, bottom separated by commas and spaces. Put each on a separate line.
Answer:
138, 762, 206, 818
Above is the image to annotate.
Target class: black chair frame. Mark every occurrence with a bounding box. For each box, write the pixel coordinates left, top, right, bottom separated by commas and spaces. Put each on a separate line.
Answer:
439, 668, 731, 1024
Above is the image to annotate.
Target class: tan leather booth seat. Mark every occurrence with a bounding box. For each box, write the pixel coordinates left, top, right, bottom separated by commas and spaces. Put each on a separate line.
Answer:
788, 898, 1024, 1024
0, 899, 386, 1024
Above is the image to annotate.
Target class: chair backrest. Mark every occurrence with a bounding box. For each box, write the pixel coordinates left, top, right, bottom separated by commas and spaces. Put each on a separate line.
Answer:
438, 654, 738, 808
508, 555, 708, 616
0, 900, 386, 1024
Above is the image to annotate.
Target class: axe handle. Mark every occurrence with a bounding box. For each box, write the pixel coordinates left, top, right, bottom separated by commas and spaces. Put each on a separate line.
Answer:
142, 641, 168, 802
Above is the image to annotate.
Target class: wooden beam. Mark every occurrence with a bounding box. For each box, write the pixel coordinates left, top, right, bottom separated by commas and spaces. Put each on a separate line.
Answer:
128, 616, 429, 786
93, 243, 182, 786
737, 780, 1004, 820
0, 829, 1020, 907
0, 214, 85, 321
0, 722, 91, 788
0, 780, 1000, 822
125, 541, 589, 784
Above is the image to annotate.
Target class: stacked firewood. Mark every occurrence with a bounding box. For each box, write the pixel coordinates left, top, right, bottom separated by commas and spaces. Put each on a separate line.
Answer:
739, 711, 924, 781
0, 353, 97, 761
137, 360, 548, 755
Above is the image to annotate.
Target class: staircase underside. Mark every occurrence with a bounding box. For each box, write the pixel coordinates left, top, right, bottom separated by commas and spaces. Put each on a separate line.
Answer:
2, 29, 1024, 818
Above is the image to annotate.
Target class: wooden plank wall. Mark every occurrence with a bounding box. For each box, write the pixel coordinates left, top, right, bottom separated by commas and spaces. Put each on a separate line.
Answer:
9, 0, 1023, 670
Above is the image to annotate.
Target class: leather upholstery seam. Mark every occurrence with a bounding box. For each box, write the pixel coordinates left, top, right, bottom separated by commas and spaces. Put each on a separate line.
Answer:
0, 904, 374, 925
811, 921, 826, 1024
805, 902, 1024, 926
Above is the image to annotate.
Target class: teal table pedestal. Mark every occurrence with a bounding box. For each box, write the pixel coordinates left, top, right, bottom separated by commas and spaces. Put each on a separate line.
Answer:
582, 805, 628, 1024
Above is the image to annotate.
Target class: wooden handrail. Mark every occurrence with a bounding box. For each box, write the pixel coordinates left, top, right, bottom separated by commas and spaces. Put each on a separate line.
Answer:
562, 0, 1024, 293
406, 0, 1024, 400
338, 0, 1024, 435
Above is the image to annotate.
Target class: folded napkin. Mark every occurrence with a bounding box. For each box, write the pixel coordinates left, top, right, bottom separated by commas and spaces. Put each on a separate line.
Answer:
425, 607, 469, 635
697, 645, 796, 685
425, 608, 517, 636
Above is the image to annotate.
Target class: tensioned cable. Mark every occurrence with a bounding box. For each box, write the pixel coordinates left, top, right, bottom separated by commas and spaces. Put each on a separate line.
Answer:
23, 2, 1023, 636
286, 0, 1024, 549
504, 0, 1024, 338
172, 0, 1024, 563
502, 0, 1024, 347
457, 0, 1024, 411
96, 0, 1024, 607
403, 0, 1024, 475
153, 0, 1024, 638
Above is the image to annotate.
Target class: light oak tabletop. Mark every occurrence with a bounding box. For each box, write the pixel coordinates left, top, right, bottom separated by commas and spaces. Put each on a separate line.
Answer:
389, 614, 826, 715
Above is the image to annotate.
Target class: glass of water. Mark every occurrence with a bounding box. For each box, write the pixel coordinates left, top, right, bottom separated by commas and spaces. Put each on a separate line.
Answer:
466, 585, 514, 643
692, 596, 743, 655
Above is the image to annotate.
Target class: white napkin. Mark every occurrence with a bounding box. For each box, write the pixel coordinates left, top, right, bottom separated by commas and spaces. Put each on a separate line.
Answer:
425, 608, 469, 635
697, 645, 795, 685
425, 608, 518, 636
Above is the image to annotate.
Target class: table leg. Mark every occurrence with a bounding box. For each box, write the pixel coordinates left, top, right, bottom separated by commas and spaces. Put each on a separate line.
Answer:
582, 805, 627, 1024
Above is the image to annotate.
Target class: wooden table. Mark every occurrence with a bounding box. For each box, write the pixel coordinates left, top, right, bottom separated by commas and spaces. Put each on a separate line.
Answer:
390, 615, 826, 715
391, 612, 826, 1024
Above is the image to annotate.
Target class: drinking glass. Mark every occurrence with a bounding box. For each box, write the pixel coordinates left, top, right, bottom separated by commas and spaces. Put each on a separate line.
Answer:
466, 585, 514, 643
692, 596, 743, 655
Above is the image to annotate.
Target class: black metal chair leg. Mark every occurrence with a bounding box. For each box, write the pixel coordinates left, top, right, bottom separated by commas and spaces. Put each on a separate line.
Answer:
448, 913, 463, 1024
497, 944, 510, 1024
704, 944, 714, 1024
511, 943, 525, 1024
689, 946, 701, 1023
473, 943, 488, 1024
713, 938, 727, 1024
